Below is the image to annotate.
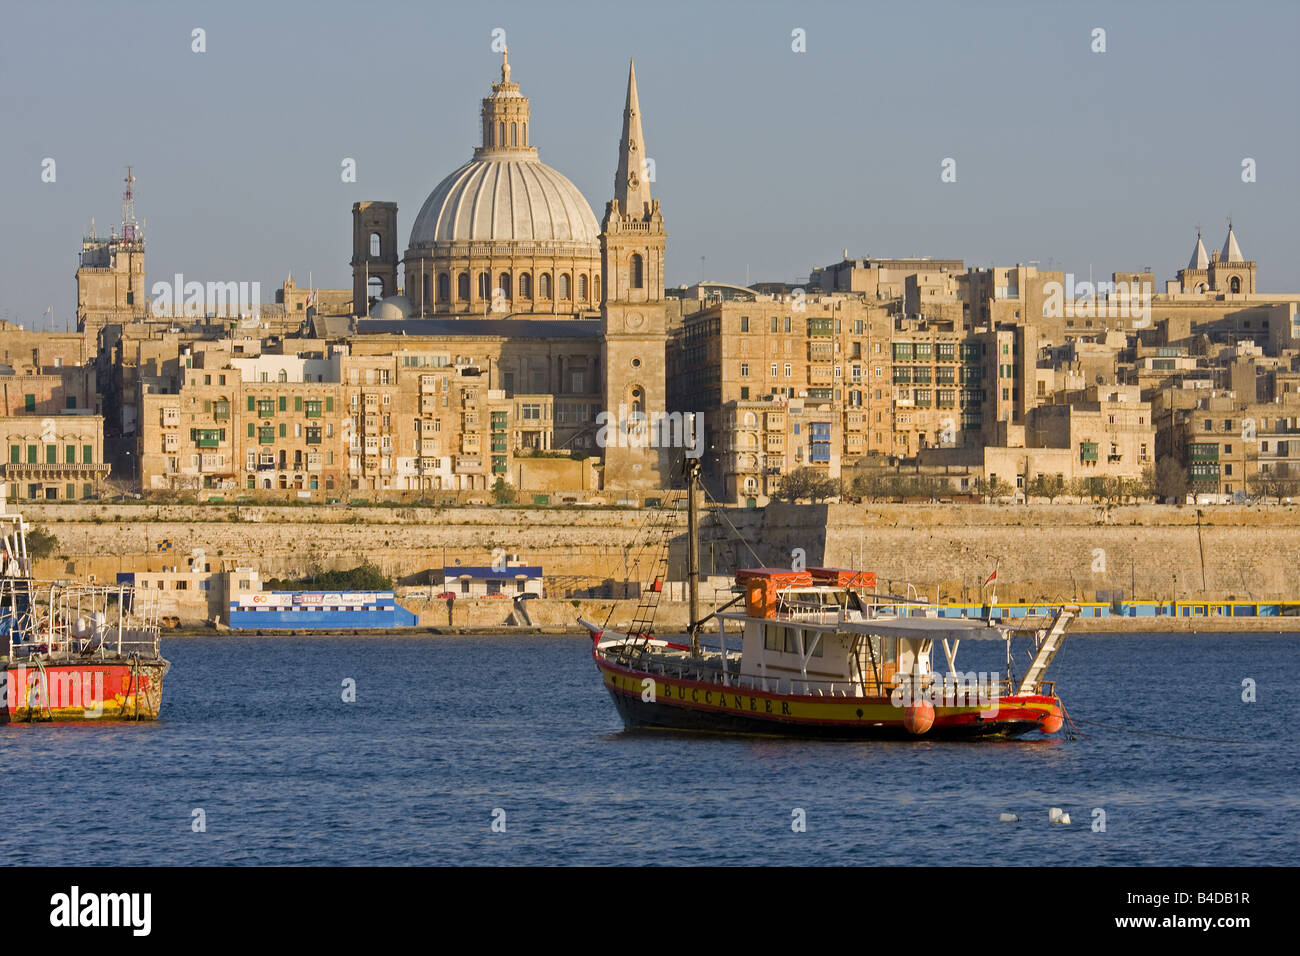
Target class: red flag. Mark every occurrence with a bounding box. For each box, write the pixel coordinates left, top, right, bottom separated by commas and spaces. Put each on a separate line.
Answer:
983, 570, 997, 588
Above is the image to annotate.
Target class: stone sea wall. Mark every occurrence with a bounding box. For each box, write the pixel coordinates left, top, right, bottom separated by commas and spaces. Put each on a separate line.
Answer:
20, 502, 1300, 619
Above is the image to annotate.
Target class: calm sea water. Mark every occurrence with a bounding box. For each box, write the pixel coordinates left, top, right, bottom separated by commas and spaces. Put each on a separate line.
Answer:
2, 633, 1296, 866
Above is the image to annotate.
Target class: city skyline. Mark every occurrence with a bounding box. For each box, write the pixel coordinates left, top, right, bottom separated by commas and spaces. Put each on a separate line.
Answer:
2, 0, 1297, 329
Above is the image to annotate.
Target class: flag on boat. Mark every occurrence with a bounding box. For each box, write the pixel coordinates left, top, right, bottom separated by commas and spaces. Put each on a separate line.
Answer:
983, 570, 997, 588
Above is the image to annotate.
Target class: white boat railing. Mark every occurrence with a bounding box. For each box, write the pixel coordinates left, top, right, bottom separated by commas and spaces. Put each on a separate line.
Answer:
618, 651, 1052, 700
2, 579, 163, 663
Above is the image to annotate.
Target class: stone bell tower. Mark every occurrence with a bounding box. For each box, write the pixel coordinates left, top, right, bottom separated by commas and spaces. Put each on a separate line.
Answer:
351, 200, 399, 315
600, 59, 669, 491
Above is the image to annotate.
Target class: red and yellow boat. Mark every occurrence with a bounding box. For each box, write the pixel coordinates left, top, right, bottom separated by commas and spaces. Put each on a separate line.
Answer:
584, 462, 1076, 740
587, 567, 1075, 740
2, 485, 169, 723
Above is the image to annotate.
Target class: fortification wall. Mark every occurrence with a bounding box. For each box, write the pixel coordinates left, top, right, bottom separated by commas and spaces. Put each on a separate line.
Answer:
20, 502, 1300, 611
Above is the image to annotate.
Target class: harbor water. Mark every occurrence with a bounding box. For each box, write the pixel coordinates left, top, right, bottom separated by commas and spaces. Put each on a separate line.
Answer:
2, 633, 1296, 866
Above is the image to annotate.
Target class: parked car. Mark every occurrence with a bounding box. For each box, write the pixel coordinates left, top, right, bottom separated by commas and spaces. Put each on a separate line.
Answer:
436, 592, 456, 600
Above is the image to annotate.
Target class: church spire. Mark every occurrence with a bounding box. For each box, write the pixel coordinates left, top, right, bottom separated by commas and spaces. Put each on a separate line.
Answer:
1188, 229, 1209, 270
1221, 219, 1244, 263
614, 59, 652, 216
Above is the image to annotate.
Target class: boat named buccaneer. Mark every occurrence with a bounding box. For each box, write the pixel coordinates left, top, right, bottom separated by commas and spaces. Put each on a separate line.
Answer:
583, 460, 1077, 740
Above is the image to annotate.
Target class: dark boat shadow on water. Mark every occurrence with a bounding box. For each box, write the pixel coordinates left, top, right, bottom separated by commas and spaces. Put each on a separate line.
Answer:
594, 726, 1070, 747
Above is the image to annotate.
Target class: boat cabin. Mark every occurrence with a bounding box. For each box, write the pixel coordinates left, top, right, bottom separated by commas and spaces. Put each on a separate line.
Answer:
726, 568, 933, 696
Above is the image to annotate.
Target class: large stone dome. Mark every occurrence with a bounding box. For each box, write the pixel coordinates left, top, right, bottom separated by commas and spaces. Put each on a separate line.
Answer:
400, 52, 606, 317
408, 155, 600, 248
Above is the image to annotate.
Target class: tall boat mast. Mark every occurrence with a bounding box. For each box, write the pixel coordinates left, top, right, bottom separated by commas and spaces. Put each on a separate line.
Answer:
686, 456, 701, 655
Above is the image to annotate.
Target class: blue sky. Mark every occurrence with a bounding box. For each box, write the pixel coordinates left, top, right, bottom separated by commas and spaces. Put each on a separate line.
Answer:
2, 0, 1297, 329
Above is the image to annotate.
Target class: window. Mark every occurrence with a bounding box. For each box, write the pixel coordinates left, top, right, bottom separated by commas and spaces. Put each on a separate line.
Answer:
24, 394, 35, 412
630, 254, 643, 289
809, 422, 831, 462
519, 273, 531, 298
539, 273, 551, 298
258, 427, 274, 445
784, 364, 792, 377
559, 273, 571, 299
740, 363, 750, 377
740, 316, 749, 332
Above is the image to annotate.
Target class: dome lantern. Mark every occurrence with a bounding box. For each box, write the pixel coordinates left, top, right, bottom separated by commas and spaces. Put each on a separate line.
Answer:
479, 45, 532, 155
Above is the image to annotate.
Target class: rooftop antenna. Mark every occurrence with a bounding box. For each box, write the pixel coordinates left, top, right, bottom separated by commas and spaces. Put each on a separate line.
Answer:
121, 166, 141, 244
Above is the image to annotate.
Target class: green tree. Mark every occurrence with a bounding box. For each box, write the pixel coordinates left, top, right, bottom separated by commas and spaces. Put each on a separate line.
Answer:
1027, 473, 1066, 503
1153, 456, 1188, 503
1118, 476, 1149, 504
490, 477, 516, 505
775, 467, 838, 503
1247, 470, 1300, 504
973, 476, 1013, 503
25, 526, 59, 560
267, 562, 392, 591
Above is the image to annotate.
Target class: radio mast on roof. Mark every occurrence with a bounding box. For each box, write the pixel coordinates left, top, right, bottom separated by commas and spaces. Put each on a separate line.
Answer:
120, 166, 142, 244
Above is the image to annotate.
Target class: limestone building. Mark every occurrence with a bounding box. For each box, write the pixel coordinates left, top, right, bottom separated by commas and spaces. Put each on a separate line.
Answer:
343, 51, 668, 492
0, 341, 109, 500
75, 170, 148, 335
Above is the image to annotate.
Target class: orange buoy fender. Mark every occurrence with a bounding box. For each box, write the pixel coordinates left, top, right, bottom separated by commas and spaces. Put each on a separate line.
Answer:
903, 701, 935, 735
1039, 710, 1064, 734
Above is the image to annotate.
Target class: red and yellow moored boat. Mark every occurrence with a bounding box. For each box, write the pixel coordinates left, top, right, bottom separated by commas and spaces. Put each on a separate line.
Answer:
587, 566, 1075, 740
2, 484, 169, 723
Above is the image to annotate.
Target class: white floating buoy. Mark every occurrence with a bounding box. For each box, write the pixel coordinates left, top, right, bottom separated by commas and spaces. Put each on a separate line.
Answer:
1057, 813, 1071, 825
1048, 807, 1064, 823
999, 812, 1019, 823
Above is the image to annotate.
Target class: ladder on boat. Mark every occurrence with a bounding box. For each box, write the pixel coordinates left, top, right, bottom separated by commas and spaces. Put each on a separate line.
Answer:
1015, 605, 1079, 695
618, 498, 682, 664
